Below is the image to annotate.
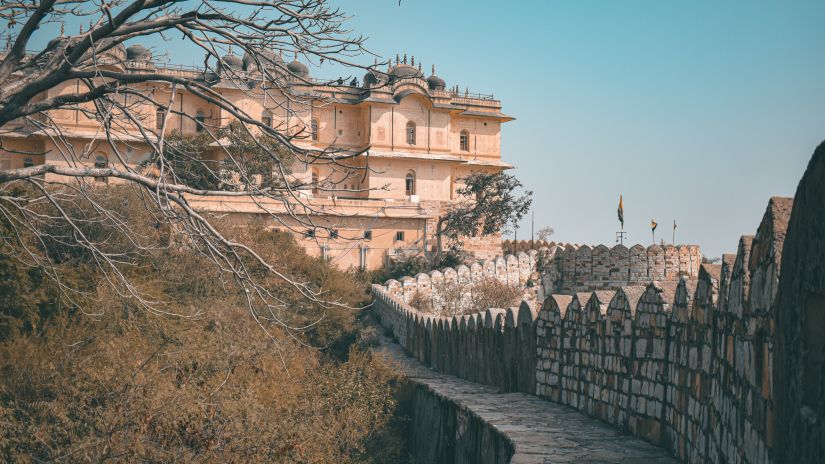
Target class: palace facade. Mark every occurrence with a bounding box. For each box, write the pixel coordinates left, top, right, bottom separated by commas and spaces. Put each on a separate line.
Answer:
0, 45, 514, 269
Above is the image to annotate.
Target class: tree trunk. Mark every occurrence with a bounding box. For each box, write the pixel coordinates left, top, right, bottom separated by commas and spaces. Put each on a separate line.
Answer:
435, 216, 445, 265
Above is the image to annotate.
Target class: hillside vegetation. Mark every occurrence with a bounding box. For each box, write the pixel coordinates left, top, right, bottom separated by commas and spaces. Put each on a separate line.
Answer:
0, 185, 408, 463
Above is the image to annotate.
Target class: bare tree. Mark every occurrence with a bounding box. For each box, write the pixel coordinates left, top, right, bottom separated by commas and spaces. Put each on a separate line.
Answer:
536, 225, 554, 242
0, 0, 382, 341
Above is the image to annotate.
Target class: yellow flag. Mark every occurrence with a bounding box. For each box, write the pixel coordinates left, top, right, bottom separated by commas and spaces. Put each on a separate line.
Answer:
617, 195, 624, 226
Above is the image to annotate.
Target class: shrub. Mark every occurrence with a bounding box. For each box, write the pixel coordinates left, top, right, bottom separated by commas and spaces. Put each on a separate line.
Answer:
0, 187, 409, 463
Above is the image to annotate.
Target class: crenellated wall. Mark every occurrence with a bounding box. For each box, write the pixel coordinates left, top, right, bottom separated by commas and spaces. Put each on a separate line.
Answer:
384, 250, 542, 315
538, 243, 703, 294
373, 195, 796, 464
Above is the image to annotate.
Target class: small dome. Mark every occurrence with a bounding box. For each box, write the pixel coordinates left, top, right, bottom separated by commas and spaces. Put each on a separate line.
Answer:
427, 74, 446, 91
363, 69, 387, 87
106, 42, 127, 61
389, 63, 423, 81
287, 59, 309, 78
220, 53, 243, 70
243, 50, 284, 71
126, 44, 152, 61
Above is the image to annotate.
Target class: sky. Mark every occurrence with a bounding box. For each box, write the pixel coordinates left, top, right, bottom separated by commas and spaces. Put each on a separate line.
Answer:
28, 0, 825, 257
327, 0, 825, 257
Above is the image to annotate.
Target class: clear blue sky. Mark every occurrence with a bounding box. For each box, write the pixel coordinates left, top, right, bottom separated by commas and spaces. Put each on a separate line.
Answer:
30, 0, 825, 257
328, 0, 825, 257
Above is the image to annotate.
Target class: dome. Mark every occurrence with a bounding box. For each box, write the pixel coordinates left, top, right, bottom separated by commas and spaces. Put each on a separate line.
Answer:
220, 53, 243, 70
243, 50, 284, 71
287, 59, 309, 78
126, 44, 152, 61
363, 70, 387, 87
106, 42, 127, 62
427, 74, 446, 91
389, 63, 423, 81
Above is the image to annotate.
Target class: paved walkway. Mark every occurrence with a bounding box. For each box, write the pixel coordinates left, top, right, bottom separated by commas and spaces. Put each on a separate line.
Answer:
375, 338, 678, 464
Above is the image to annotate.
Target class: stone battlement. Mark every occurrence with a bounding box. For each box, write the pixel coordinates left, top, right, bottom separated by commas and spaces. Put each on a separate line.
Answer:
539, 243, 702, 294
372, 196, 795, 464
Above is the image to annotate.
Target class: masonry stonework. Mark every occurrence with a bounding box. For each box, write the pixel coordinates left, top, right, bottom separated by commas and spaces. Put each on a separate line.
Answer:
371, 185, 823, 463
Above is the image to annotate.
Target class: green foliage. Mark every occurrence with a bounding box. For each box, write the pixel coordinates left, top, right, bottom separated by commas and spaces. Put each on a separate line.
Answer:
149, 122, 296, 191
436, 171, 532, 255
160, 132, 221, 190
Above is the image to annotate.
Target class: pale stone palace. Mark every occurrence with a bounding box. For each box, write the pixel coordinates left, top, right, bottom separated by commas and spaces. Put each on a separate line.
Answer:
0, 45, 513, 270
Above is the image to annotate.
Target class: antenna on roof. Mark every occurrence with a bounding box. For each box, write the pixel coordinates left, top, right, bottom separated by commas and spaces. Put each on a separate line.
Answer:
432, 64, 435, 75
403, 53, 407, 64
411, 55, 414, 66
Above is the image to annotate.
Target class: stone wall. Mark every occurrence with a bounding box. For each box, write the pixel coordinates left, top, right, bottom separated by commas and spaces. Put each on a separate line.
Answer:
373, 285, 539, 394
373, 194, 797, 464
774, 142, 825, 464
536, 197, 789, 464
384, 250, 542, 315
539, 243, 702, 294
407, 383, 514, 464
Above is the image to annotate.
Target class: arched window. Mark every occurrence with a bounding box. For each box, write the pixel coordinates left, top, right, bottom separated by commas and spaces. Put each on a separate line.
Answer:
195, 110, 206, 132
155, 108, 166, 130
23, 157, 34, 168
406, 121, 416, 145
94, 155, 107, 183
405, 170, 415, 196
311, 168, 319, 194
261, 110, 272, 128
311, 119, 319, 141
459, 130, 470, 151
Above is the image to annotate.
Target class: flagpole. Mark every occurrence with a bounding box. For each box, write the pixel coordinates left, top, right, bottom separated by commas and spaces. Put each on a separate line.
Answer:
672, 220, 676, 245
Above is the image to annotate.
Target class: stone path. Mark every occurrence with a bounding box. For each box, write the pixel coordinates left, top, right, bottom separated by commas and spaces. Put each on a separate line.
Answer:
375, 338, 678, 464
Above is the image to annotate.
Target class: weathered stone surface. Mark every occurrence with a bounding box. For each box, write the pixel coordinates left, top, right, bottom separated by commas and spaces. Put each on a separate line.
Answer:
371, 145, 825, 464
376, 335, 677, 464
775, 142, 825, 464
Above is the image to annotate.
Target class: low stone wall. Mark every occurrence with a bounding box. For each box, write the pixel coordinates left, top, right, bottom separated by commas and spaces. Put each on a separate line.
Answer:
373, 285, 538, 393
384, 250, 542, 314
373, 195, 794, 464
408, 383, 514, 464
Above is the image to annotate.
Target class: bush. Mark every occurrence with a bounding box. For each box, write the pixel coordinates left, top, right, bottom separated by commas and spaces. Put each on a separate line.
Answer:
420, 277, 525, 317
0, 187, 410, 463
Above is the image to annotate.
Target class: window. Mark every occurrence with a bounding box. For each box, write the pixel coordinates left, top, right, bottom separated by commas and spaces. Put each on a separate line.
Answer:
330, 229, 339, 239
395, 231, 404, 242
311, 119, 319, 141
311, 169, 319, 194
261, 110, 272, 128
23, 158, 34, 168
155, 108, 166, 130
305, 229, 316, 238
363, 230, 372, 240
406, 121, 416, 145
94, 155, 107, 183
195, 110, 205, 132
460, 130, 470, 151
405, 170, 415, 196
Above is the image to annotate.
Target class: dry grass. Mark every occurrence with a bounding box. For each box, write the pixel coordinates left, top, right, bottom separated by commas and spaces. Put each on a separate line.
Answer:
0, 187, 409, 463
412, 277, 525, 317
